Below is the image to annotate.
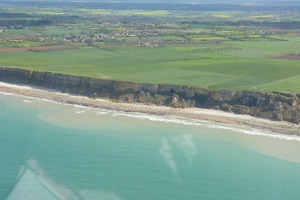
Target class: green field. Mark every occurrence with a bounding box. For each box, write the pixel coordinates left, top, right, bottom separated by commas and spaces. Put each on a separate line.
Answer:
0, 3, 300, 93
1, 41, 300, 93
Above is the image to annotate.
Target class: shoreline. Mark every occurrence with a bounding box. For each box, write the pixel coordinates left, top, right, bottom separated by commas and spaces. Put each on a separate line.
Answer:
0, 81, 299, 136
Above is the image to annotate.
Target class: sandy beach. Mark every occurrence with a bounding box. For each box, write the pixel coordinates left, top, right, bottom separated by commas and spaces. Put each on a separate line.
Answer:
0, 81, 299, 136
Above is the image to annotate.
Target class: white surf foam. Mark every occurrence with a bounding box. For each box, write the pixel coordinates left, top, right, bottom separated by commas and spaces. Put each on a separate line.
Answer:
96, 110, 111, 115
73, 104, 89, 109
111, 111, 300, 142
1, 91, 299, 142
0, 92, 16, 96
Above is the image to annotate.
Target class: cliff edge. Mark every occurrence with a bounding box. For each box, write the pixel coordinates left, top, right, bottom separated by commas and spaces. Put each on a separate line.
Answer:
1, 67, 300, 124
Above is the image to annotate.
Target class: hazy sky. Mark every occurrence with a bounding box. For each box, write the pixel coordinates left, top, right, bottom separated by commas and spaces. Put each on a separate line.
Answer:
3, 0, 300, 2
90, 0, 293, 1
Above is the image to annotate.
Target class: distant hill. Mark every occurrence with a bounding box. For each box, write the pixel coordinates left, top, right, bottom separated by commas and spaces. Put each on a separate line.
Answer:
1, 0, 300, 11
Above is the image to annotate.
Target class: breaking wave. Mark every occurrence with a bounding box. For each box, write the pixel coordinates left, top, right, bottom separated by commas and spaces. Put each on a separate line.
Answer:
1, 92, 299, 142
111, 112, 300, 142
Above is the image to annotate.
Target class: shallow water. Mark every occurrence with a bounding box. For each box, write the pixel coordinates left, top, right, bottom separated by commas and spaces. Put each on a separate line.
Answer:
1, 93, 300, 200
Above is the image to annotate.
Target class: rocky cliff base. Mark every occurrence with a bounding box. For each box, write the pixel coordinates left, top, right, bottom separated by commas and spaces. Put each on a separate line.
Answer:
1, 67, 300, 124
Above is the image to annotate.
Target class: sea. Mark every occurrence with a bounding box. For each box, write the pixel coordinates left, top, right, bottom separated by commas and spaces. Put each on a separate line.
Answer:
1, 92, 300, 200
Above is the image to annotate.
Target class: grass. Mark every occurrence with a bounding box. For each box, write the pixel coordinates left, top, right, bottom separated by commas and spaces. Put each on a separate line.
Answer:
0, 6, 299, 93
1, 45, 300, 93
226, 41, 300, 54
158, 36, 185, 41
256, 75, 300, 93
39, 28, 83, 36
78, 9, 170, 16
6, 29, 37, 35
189, 36, 228, 41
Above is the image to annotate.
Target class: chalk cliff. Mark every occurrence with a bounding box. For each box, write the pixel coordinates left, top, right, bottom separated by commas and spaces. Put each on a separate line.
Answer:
1, 67, 300, 124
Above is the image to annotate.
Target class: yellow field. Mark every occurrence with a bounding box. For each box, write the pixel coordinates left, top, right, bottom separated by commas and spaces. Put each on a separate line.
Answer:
34, 11, 66, 15
119, 10, 170, 15
189, 36, 228, 41
79, 9, 112, 15
213, 14, 230, 18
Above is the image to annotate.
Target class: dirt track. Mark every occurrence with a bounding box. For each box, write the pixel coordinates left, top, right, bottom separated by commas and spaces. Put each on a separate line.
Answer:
273, 55, 300, 60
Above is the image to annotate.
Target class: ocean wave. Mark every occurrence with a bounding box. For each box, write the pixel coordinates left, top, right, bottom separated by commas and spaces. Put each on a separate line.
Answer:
0, 92, 43, 102
236, 129, 300, 142
2, 92, 299, 142
0, 92, 17, 96
96, 110, 111, 115
73, 104, 89, 109
112, 112, 207, 125
111, 111, 300, 142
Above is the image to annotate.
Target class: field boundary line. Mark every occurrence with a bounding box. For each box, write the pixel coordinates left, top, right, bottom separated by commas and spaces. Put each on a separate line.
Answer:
253, 74, 300, 89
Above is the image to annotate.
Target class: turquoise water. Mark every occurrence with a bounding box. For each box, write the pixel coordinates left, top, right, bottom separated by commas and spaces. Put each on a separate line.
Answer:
1, 93, 300, 200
